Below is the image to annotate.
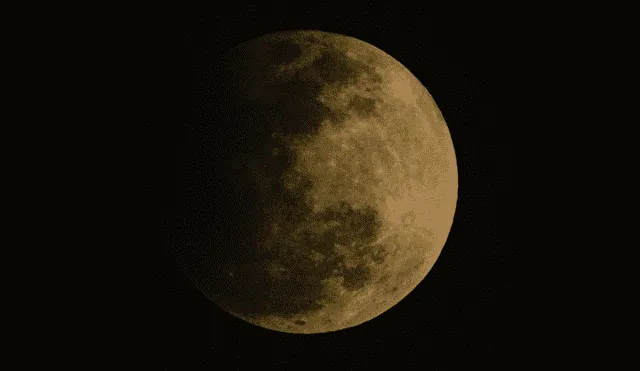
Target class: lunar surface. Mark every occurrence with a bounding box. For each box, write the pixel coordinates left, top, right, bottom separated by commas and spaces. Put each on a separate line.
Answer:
181, 30, 458, 333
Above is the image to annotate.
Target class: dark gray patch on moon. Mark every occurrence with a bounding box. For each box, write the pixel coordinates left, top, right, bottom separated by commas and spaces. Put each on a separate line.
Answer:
266, 41, 303, 66
342, 265, 371, 291
348, 96, 377, 117
310, 52, 359, 83
305, 46, 383, 122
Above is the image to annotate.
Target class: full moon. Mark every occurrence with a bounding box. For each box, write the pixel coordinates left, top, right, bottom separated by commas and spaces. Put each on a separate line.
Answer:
181, 30, 458, 333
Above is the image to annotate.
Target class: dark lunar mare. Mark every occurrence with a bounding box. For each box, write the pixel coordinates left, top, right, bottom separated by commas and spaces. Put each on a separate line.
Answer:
179, 34, 386, 321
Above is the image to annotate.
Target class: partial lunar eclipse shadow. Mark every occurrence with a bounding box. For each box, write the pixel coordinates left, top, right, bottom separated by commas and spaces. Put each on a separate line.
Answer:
180, 30, 458, 334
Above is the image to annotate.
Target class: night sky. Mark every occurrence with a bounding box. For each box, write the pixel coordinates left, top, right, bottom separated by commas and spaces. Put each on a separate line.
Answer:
140, 5, 511, 369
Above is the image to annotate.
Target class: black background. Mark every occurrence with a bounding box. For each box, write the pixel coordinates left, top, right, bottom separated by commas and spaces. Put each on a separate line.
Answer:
143, 5, 511, 369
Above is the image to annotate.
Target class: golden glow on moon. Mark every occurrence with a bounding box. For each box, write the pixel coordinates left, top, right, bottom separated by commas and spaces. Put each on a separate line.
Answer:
200, 30, 457, 334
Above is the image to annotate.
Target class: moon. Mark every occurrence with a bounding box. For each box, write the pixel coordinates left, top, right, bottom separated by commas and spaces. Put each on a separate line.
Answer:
181, 30, 458, 333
